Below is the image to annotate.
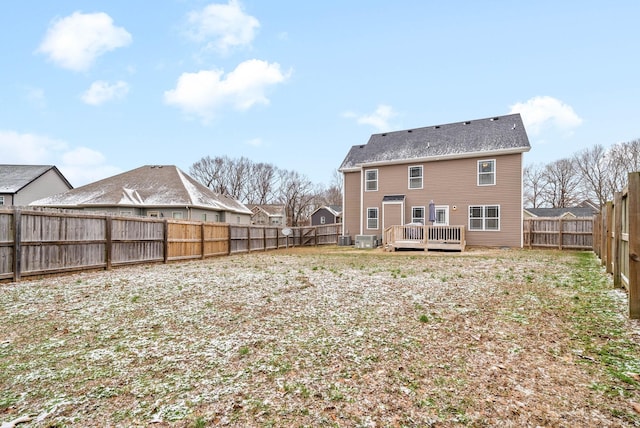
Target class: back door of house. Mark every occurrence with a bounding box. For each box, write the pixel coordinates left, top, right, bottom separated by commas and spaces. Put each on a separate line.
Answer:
383, 201, 404, 230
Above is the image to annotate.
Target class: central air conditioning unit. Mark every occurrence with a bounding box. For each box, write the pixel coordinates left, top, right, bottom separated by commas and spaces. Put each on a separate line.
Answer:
355, 235, 378, 249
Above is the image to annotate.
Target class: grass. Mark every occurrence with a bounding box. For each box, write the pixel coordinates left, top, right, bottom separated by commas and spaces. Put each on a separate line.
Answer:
0, 247, 639, 426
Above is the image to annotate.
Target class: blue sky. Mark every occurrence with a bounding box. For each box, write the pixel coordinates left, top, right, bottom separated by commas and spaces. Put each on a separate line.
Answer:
1, 1, 639, 187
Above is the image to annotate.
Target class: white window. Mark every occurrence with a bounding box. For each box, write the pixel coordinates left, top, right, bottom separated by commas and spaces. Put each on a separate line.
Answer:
469, 205, 500, 231
172, 211, 184, 219
478, 160, 496, 186
119, 210, 133, 216
365, 169, 378, 191
408, 165, 423, 189
434, 206, 449, 225
411, 206, 425, 224
320, 215, 326, 224
367, 208, 379, 229
148, 211, 159, 218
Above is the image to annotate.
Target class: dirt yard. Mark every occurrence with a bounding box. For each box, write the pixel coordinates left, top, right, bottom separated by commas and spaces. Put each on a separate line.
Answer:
1, 246, 639, 427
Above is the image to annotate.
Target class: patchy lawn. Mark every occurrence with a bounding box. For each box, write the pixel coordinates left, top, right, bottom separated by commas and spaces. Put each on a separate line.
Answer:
1, 247, 639, 427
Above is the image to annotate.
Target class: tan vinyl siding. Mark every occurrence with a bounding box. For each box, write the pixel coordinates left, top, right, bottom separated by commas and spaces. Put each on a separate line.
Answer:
356, 153, 523, 247
343, 171, 361, 238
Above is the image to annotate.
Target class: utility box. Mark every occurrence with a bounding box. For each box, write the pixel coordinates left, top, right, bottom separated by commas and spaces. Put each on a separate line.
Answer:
355, 235, 378, 249
338, 236, 352, 246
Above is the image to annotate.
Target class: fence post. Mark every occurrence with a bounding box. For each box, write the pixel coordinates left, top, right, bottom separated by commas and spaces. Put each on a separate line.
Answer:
163, 219, 169, 263
227, 224, 232, 255
105, 215, 112, 270
614, 193, 622, 287
12, 208, 21, 282
201, 222, 206, 259
558, 217, 563, 250
606, 201, 614, 274
628, 172, 640, 319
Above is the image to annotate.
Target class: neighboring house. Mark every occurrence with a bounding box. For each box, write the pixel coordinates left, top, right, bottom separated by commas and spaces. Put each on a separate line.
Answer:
338, 113, 531, 248
0, 165, 73, 207
310, 205, 342, 226
524, 206, 598, 219
30, 165, 252, 223
248, 204, 286, 226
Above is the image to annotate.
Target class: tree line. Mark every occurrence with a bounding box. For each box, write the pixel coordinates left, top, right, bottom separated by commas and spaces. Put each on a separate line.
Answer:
524, 138, 640, 209
189, 155, 342, 226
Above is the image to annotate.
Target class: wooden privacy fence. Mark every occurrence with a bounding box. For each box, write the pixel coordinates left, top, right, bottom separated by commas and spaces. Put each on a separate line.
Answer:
594, 172, 640, 319
0, 208, 340, 282
523, 217, 594, 250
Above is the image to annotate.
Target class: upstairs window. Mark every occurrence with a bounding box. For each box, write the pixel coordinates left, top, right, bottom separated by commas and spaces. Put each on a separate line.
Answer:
478, 160, 495, 186
469, 205, 500, 231
367, 207, 379, 229
408, 165, 423, 189
365, 169, 378, 191
0, 196, 4, 205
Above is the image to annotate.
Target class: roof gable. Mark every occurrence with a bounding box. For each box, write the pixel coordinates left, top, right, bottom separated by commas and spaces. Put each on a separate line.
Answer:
339, 113, 531, 170
30, 165, 251, 214
0, 165, 72, 193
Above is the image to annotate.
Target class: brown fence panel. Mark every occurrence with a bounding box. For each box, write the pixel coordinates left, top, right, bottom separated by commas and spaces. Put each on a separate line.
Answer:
229, 225, 249, 254
523, 217, 593, 250
265, 227, 279, 250
0, 210, 14, 280
316, 224, 340, 245
19, 211, 107, 277
111, 217, 164, 265
203, 223, 229, 257
166, 220, 202, 261
249, 226, 265, 251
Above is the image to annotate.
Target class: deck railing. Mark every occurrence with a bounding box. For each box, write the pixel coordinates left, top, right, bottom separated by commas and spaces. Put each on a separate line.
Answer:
383, 224, 466, 251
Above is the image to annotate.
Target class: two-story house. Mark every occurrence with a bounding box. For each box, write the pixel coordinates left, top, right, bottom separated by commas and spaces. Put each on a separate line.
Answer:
338, 113, 531, 248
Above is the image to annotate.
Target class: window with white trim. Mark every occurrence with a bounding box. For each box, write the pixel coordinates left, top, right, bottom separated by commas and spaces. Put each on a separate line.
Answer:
320, 215, 326, 224
365, 169, 378, 191
478, 160, 495, 186
172, 211, 184, 219
148, 211, 159, 218
469, 205, 500, 231
434, 206, 449, 225
367, 207, 379, 229
411, 206, 425, 224
408, 165, 423, 189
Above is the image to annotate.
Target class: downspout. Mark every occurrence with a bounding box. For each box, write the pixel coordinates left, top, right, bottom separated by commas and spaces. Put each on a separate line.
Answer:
360, 167, 364, 235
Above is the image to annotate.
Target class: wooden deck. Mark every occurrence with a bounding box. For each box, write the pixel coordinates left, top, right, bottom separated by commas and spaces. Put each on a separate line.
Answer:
383, 224, 466, 252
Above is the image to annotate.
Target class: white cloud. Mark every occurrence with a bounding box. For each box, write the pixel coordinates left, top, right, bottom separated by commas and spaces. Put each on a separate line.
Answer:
81, 80, 130, 105
187, 0, 259, 54
37, 11, 132, 71
509, 96, 583, 136
246, 138, 263, 147
0, 130, 120, 186
344, 104, 398, 131
164, 59, 290, 123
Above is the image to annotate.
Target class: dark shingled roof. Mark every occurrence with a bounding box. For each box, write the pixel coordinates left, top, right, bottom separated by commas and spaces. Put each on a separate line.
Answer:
30, 165, 251, 215
339, 113, 530, 170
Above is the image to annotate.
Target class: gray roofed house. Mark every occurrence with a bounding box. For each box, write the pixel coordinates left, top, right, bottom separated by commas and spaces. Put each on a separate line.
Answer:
248, 204, 286, 226
0, 165, 73, 207
339, 113, 531, 248
524, 207, 598, 218
310, 205, 342, 226
30, 165, 252, 223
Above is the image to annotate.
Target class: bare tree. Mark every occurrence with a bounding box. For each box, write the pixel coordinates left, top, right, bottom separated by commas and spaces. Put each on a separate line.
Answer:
316, 169, 343, 206
523, 163, 547, 208
246, 162, 278, 204
572, 144, 609, 208
541, 158, 581, 208
606, 138, 640, 193
277, 169, 317, 226
189, 156, 227, 194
